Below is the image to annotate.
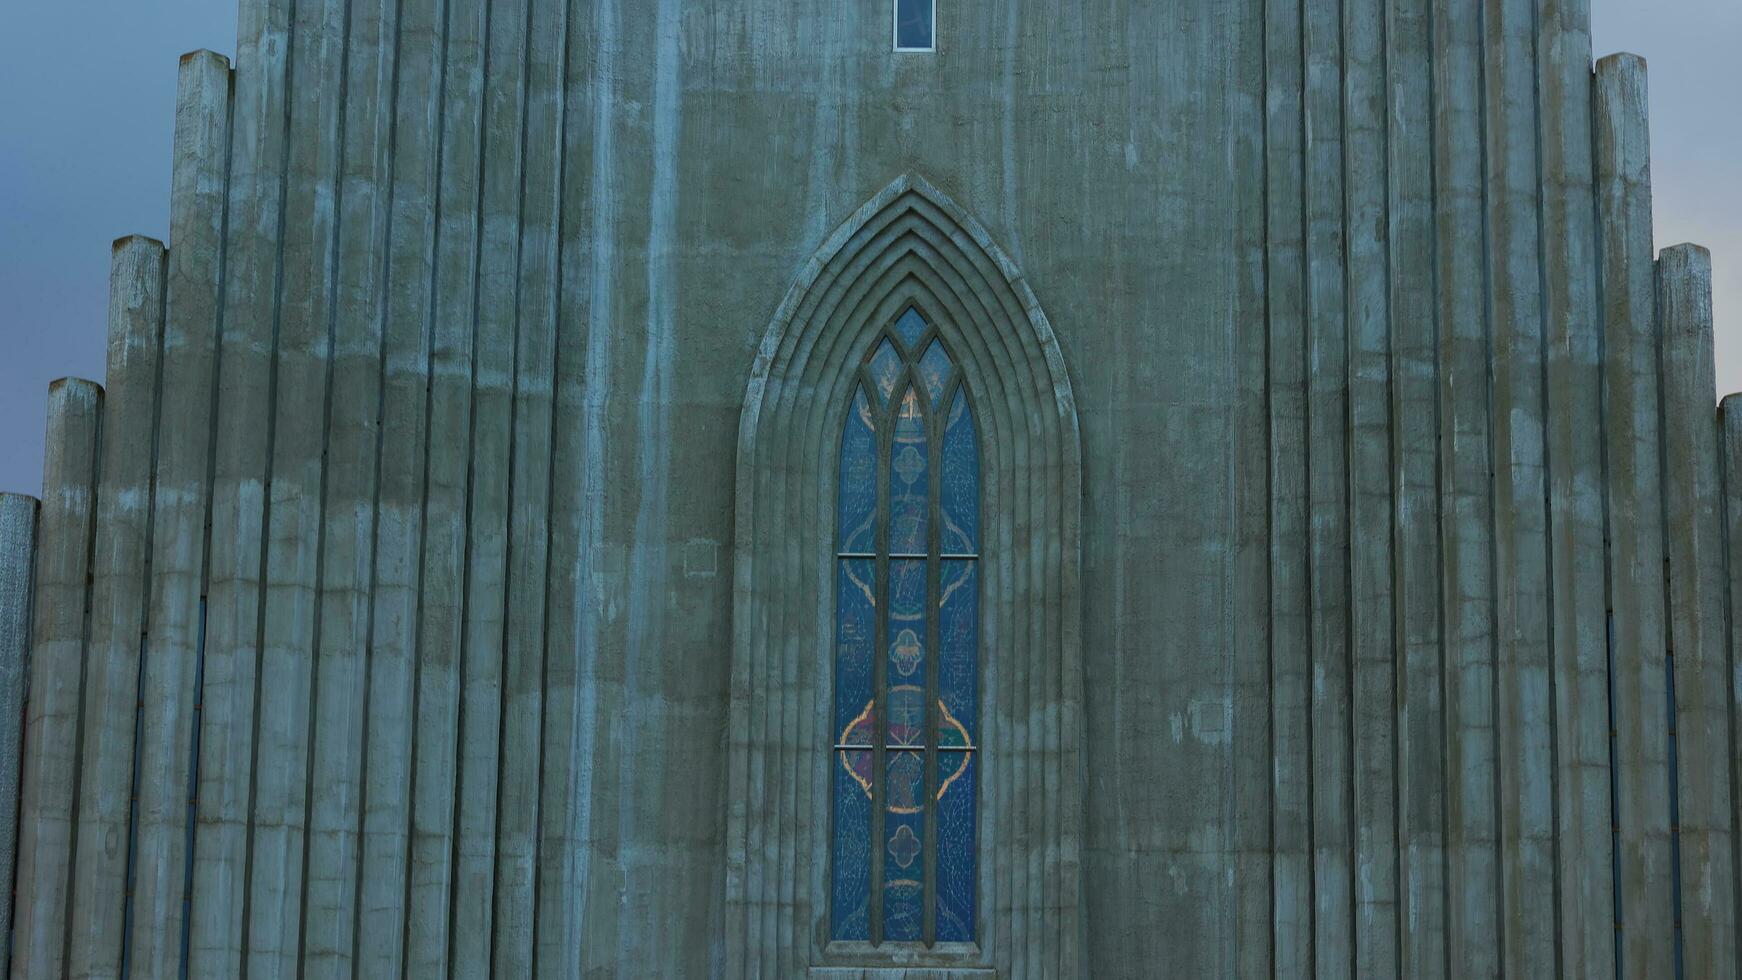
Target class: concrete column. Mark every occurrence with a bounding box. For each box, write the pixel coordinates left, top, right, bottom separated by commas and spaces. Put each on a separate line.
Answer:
1433, 0, 1501, 974
446, 0, 532, 971
12, 378, 103, 980
0, 493, 39, 975
1482, 0, 1557, 974
1304, 0, 1353, 971
190, 0, 297, 972
129, 48, 232, 977
1262, 0, 1311, 972
1533, 2, 1613, 974
405, 0, 488, 970
1594, 51, 1676, 976
298, 0, 397, 973
534, 3, 611, 963
352, 0, 442, 971
492, 0, 566, 971
1343, 0, 1400, 972
1719, 395, 1742, 980
1658, 243, 1739, 976
241, 0, 349, 972
1228, 0, 1271, 972
1386, 0, 1446, 973
67, 235, 167, 977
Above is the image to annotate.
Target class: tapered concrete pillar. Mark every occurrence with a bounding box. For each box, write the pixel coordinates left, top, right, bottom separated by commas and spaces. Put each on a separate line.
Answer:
1534, 5, 1612, 974
405, 0, 488, 971
129, 47, 232, 978
67, 235, 167, 977
1595, 52, 1677, 977
1434, 1, 1501, 975
12, 378, 103, 980
1261, 0, 1310, 973
299, 0, 397, 973
1658, 243, 1739, 976
0, 493, 38, 974
1343, 0, 1399, 973
190, 1, 297, 972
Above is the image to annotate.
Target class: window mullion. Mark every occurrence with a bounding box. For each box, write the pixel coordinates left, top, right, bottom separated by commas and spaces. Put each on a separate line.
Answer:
922, 366, 943, 949
870, 369, 895, 948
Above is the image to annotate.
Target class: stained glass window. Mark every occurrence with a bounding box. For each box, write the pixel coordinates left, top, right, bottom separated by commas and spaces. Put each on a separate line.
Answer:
894, 0, 935, 51
832, 307, 979, 947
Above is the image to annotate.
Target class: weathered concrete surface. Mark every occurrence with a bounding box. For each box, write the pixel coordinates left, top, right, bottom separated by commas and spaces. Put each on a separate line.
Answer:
1595, 52, 1677, 978
12, 378, 102, 980
5, 0, 1742, 977
66, 235, 166, 977
1659, 243, 1739, 977
0, 493, 37, 974
128, 49, 231, 978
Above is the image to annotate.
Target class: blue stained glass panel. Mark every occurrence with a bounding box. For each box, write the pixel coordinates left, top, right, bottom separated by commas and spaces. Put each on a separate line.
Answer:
889, 389, 929, 554
832, 749, 873, 940
935, 753, 976, 942
894, 307, 928, 349
939, 560, 978, 743
836, 560, 876, 738
887, 558, 927, 748
940, 389, 979, 553
919, 340, 952, 408
838, 389, 878, 553
883, 749, 926, 941
869, 340, 903, 407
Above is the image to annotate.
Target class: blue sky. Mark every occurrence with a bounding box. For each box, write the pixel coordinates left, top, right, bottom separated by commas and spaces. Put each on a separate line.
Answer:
0, 0, 1736, 496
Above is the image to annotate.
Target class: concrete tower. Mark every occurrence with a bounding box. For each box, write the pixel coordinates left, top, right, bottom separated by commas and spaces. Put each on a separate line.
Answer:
0, 0, 1737, 977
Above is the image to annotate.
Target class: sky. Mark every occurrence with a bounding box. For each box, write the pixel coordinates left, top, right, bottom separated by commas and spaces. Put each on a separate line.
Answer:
0, 1, 1737, 497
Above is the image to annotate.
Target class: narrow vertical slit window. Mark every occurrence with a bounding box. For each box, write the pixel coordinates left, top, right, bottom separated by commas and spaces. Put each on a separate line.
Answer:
894, 0, 936, 52
832, 306, 978, 947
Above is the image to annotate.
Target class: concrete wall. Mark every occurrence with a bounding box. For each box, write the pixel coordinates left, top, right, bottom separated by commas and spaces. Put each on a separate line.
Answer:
0, 0, 1739, 977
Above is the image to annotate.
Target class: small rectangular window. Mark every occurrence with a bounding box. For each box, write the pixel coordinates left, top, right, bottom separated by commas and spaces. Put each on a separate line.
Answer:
894, 0, 935, 52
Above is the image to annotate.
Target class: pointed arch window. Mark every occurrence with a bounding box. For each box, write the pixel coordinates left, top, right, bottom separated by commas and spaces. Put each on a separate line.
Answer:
831, 306, 980, 947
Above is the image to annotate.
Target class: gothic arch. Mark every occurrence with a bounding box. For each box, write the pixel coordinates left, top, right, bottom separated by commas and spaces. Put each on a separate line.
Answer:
726, 174, 1085, 978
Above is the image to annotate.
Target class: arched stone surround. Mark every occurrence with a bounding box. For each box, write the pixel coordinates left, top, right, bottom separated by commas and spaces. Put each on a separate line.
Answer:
726, 175, 1085, 978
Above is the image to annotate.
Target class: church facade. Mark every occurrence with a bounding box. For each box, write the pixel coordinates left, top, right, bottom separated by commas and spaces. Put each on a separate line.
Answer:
0, 0, 1738, 976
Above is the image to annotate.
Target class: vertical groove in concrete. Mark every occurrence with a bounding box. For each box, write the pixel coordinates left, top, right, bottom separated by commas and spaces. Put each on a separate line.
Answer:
128, 50, 232, 978
1387, 0, 1448, 972
238, 0, 349, 971
295, 0, 398, 973
351, 0, 442, 973
12, 378, 104, 980
1533, 3, 1613, 975
1480, 0, 1558, 973
1344, 0, 1400, 971
404, 0, 487, 968
1593, 51, 1676, 977
490, 0, 564, 968
189, 0, 298, 970
1262, 0, 1311, 971
1433, 0, 1502, 973
446, 0, 527, 970
1658, 243, 1739, 976
66, 236, 168, 977
0, 494, 40, 975
1303, 0, 1354, 971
